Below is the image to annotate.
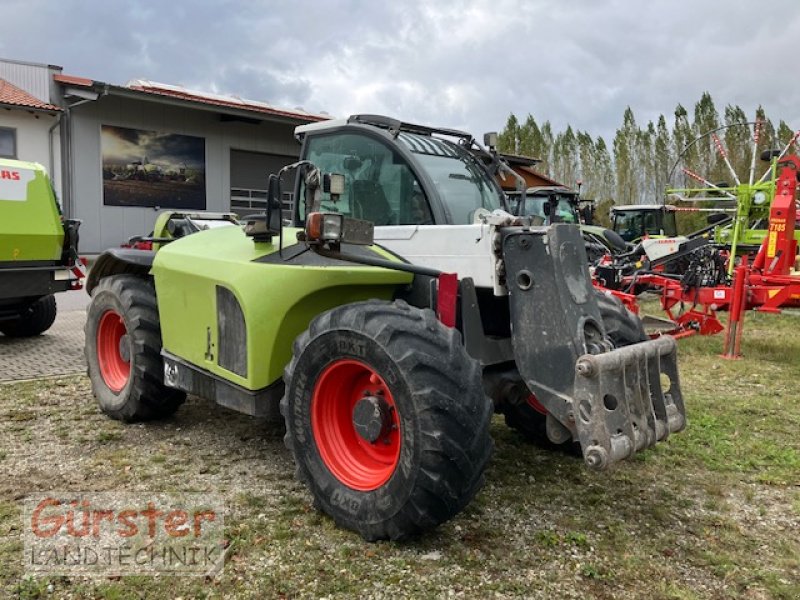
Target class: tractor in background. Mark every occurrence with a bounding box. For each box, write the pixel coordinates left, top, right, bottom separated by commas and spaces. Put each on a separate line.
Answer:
83, 115, 685, 541
611, 204, 679, 243
506, 184, 628, 260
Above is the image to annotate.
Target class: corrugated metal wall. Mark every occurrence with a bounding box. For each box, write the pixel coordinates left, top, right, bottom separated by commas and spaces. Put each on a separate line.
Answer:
0, 59, 56, 103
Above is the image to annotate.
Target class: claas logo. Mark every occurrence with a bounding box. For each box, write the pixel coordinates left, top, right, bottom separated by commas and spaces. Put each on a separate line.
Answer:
0, 170, 21, 181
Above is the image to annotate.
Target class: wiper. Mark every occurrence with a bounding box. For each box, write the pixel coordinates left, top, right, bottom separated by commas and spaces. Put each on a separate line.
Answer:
448, 173, 472, 181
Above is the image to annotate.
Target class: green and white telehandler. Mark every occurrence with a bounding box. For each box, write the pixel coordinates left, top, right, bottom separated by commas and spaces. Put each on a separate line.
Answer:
84, 115, 685, 540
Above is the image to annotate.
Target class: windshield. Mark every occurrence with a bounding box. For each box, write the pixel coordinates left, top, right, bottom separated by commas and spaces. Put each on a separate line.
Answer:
614, 210, 665, 241
297, 129, 503, 226
513, 194, 579, 224
298, 132, 434, 226
398, 133, 504, 224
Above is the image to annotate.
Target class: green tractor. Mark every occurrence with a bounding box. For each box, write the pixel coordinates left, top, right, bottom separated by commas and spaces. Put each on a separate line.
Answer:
84, 115, 685, 540
610, 204, 679, 243
0, 159, 83, 337
508, 185, 628, 258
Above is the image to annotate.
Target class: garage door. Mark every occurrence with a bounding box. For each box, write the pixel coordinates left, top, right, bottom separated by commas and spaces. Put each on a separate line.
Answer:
230, 149, 297, 219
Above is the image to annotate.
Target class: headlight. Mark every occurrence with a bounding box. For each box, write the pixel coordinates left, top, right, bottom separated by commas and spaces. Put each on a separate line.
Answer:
306, 212, 344, 242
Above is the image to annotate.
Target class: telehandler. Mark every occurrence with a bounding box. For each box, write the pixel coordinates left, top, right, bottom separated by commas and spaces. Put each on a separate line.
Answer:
85, 115, 685, 540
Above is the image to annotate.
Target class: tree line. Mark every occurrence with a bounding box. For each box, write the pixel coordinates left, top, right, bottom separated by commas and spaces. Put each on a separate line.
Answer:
496, 92, 798, 218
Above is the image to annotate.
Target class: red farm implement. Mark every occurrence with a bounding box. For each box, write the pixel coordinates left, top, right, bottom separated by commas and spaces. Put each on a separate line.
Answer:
594, 147, 800, 357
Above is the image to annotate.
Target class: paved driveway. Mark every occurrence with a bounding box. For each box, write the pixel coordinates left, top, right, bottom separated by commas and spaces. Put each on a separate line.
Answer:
0, 291, 89, 382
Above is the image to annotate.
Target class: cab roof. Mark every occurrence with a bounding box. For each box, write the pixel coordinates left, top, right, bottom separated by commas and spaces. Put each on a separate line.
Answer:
294, 114, 474, 142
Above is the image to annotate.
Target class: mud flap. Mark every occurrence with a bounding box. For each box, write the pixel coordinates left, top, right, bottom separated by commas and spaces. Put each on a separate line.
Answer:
573, 335, 685, 470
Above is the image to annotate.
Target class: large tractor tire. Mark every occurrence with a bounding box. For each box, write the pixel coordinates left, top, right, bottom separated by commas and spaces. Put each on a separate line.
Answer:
594, 289, 648, 346
503, 290, 646, 448
0, 295, 57, 337
84, 275, 185, 422
281, 300, 493, 541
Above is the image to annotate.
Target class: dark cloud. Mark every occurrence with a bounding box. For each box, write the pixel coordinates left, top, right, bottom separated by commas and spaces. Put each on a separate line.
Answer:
2, 0, 799, 143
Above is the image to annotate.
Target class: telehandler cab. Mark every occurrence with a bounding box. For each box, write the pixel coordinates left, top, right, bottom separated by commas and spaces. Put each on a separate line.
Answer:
85, 115, 685, 540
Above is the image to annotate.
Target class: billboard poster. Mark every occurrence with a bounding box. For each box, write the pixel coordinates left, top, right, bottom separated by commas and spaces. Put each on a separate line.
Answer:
101, 125, 206, 209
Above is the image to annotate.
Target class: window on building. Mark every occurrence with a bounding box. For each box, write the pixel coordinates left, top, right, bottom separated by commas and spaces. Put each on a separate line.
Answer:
0, 127, 16, 159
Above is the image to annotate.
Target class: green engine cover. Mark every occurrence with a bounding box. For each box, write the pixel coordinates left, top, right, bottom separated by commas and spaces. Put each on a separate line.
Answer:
152, 225, 412, 391
0, 158, 64, 263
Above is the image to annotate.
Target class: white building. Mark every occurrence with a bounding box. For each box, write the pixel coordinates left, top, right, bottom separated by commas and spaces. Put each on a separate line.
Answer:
0, 57, 329, 252
0, 59, 63, 195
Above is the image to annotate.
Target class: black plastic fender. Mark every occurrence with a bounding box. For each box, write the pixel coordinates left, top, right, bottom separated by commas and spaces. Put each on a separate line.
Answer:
86, 248, 156, 294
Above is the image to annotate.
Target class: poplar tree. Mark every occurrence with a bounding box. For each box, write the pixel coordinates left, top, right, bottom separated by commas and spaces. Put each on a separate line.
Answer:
654, 115, 672, 198
495, 94, 791, 209
692, 92, 723, 183
672, 104, 694, 188
613, 107, 638, 204
498, 114, 520, 154
722, 104, 751, 179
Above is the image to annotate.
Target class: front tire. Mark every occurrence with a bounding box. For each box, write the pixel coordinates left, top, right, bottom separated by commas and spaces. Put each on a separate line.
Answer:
594, 289, 648, 346
0, 295, 57, 337
85, 275, 185, 422
503, 290, 646, 446
281, 300, 493, 541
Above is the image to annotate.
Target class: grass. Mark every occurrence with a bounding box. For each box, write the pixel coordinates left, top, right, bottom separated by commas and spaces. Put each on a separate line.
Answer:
1, 310, 798, 598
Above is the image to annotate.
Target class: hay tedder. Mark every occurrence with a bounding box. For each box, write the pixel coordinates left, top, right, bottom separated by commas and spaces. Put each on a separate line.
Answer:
594, 121, 800, 355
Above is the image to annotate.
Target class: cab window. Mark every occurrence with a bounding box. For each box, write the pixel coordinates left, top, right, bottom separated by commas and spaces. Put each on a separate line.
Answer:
298, 132, 432, 226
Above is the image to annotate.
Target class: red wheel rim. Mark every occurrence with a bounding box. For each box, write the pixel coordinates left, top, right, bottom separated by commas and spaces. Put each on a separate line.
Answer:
97, 310, 130, 393
527, 393, 548, 415
311, 359, 401, 491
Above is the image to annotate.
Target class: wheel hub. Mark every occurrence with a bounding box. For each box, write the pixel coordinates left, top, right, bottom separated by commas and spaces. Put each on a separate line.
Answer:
118, 334, 130, 362
352, 394, 392, 443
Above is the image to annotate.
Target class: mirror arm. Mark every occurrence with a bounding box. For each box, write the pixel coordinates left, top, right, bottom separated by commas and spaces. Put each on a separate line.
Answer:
497, 160, 526, 215
266, 174, 283, 257
303, 167, 324, 216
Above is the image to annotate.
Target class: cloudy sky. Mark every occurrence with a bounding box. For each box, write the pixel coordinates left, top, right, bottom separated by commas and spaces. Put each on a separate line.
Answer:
2, 0, 799, 142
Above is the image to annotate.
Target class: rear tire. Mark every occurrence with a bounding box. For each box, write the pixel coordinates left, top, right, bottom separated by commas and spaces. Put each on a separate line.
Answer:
281, 299, 493, 541
0, 295, 57, 337
503, 290, 646, 447
85, 275, 185, 422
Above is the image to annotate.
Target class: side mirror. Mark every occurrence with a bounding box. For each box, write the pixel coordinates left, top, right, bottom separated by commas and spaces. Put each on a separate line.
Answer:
244, 173, 283, 243
761, 149, 781, 162
267, 174, 282, 233
483, 132, 498, 149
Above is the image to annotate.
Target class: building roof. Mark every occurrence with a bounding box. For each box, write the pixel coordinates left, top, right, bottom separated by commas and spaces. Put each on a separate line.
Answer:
127, 80, 329, 123
498, 152, 541, 167
54, 73, 328, 124
0, 77, 61, 112
53, 73, 92, 87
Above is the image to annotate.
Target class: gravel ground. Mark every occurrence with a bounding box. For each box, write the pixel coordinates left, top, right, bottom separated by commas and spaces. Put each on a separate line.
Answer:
1, 312, 799, 598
